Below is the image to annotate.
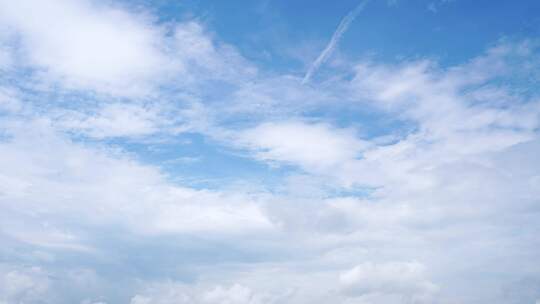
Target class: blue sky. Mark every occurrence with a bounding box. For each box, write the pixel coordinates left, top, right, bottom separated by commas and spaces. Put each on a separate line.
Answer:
0, 0, 539, 303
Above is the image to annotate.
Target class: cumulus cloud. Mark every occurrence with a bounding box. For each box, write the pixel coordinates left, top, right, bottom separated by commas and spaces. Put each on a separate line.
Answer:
0, 0, 539, 303
237, 121, 368, 171
236, 42, 540, 191
0, 0, 168, 95
0, 265, 50, 304
129, 283, 270, 304
0, 0, 255, 97
0, 119, 274, 237
201, 284, 264, 304
339, 262, 438, 301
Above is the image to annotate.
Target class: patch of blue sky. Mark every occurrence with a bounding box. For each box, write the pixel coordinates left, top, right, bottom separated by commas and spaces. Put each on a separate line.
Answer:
106, 133, 293, 190
164, 0, 540, 71
303, 102, 417, 140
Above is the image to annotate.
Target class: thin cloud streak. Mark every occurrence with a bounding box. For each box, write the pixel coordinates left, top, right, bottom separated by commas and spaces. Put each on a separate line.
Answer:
302, 0, 371, 84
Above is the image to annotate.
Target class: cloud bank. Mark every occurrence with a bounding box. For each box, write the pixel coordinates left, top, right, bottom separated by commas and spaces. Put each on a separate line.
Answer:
0, 0, 539, 303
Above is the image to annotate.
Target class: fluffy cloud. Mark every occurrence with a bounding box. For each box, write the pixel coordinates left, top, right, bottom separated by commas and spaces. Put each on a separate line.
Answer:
0, 1, 539, 303
223, 44, 539, 199
0, 0, 255, 97
130, 283, 269, 304
0, 0, 168, 95
340, 262, 438, 302
0, 119, 274, 237
201, 284, 264, 304
238, 121, 368, 171
236, 42, 540, 191
0, 265, 50, 304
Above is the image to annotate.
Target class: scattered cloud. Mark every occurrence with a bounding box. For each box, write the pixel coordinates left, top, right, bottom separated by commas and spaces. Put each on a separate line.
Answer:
0, 1, 539, 303
237, 121, 368, 171
427, 0, 455, 13
0, 119, 274, 237
0, 266, 50, 304
0, 0, 255, 97
129, 282, 282, 304
340, 262, 438, 303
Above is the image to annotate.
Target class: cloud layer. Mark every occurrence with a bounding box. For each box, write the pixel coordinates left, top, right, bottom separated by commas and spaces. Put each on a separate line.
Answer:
0, 0, 539, 303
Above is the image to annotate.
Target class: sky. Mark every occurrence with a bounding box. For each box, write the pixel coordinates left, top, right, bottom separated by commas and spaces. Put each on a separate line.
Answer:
0, 0, 539, 303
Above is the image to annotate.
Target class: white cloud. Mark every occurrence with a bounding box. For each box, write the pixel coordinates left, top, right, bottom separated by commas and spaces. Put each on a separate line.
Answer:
0, 48, 10, 69
0, 0, 169, 96
0, 266, 50, 304
130, 283, 269, 304
219, 42, 539, 196
201, 284, 263, 304
0, 119, 274, 237
0, 1, 539, 301
340, 262, 438, 302
0, 87, 21, 113
237, 121, 368, 171
0, 27, 15, 70
54, 103, 165, 139
172, 22, 257, 82
0, 0, 255, 97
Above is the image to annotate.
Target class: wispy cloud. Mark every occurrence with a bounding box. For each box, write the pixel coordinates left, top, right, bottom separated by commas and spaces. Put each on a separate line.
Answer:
302, 0, 371, 84
1, 0, 540, 303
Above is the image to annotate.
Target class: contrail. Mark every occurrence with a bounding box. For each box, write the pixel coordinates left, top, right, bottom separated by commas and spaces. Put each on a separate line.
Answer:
302, 0, 371, 84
